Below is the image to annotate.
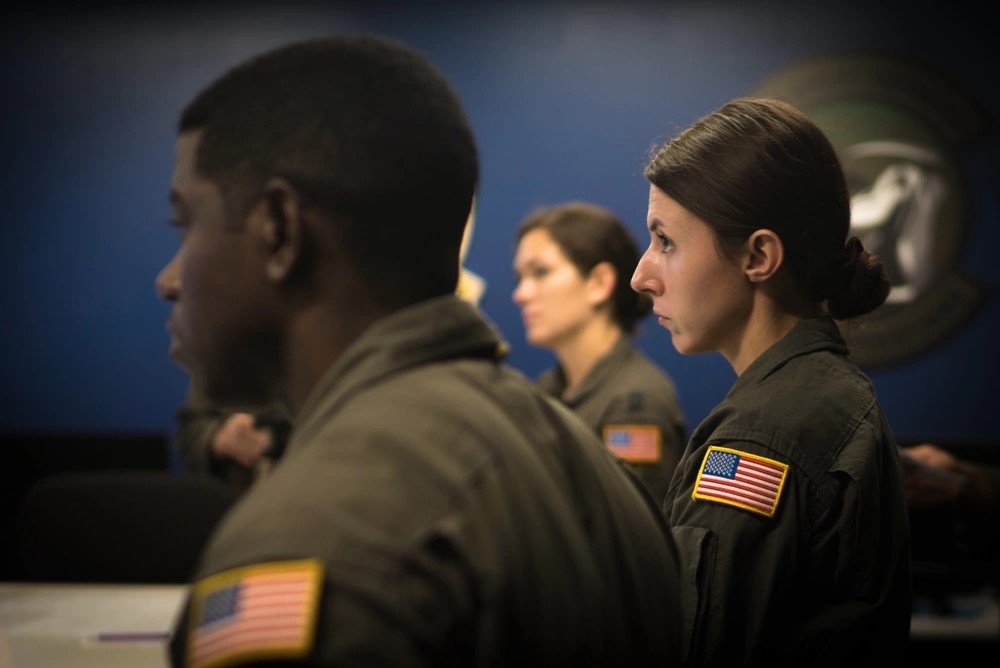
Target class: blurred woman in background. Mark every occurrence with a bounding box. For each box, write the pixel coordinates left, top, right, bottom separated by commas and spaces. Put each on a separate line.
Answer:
513, 201, 686, 502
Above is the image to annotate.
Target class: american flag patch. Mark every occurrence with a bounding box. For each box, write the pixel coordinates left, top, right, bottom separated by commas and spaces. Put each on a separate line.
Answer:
187, 559, 323, 668
603, 425, 661, 463
693, 446, 788, 517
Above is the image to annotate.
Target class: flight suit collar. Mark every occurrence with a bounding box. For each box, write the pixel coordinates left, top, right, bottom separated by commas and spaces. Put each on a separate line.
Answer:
732, 316, 848, 392
557, 334, 633, 406
290, 296, 508, 450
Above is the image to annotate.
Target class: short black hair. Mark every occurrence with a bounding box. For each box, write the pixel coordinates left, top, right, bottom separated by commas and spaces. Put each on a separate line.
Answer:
179, 34, 479, 308
516, 202, 652, 334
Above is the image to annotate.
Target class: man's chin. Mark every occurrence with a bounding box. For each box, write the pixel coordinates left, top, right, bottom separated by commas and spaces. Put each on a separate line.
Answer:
169, 344, 194, 374
197, 371, 280, 414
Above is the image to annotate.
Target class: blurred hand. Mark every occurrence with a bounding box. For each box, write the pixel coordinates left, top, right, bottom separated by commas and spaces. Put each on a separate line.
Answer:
905, 443, 960, 470
213, 413, 273, 468
902, 443, 991, 510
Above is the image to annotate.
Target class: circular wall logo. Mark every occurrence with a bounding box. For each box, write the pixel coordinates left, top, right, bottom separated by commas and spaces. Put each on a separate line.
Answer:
752, 51, 990, 368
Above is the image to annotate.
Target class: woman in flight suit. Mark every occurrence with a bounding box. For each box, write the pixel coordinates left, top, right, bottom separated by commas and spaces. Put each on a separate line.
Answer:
513, 201, 686, 502
631, 97, 911, 667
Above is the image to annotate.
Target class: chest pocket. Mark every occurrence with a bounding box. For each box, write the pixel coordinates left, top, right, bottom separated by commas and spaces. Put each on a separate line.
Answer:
672, 524, 716, 665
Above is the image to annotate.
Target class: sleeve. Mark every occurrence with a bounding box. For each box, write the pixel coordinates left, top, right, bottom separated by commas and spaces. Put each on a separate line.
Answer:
168, 582, 444, 668
174, 381, 255, 489
169, 517, 479, 667
597, 389, 686, 503
667, 440, 801, 667
670, 435, 911, 666
169, 432, 488, 668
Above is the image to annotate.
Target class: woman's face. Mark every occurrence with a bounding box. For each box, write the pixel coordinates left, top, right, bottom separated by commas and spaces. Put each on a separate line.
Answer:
631, 185, 752, 359
512, 228, 600, 350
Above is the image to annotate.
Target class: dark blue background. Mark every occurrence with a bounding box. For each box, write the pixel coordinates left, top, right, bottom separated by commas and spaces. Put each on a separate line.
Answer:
2, 1, 997, 446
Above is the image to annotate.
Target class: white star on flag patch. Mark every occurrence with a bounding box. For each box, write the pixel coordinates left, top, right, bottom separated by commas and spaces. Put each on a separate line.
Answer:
693, 445, 788, 517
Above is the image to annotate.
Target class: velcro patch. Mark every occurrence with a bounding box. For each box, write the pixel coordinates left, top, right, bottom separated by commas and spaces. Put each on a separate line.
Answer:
693, 445, 788, 517
603, 424, 661, 463
187, 559, 323, 668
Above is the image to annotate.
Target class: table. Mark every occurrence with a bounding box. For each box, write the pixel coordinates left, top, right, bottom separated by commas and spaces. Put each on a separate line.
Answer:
1, 580, 996, 666
0, 582, 187, 668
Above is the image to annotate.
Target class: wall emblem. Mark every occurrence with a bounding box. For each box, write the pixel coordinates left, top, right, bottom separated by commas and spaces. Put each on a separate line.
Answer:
752, 52, 990, 367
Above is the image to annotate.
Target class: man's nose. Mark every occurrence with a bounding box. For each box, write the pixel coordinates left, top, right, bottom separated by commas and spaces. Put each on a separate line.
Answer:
155, 255, 180, 302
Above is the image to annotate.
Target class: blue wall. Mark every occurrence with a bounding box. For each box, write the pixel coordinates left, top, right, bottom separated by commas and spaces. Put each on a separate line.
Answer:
2, 1, 997, 445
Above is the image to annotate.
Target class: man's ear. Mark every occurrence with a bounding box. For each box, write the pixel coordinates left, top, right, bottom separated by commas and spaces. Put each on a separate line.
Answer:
744, 229, 784, 283
253, 177, 306, 283
586, 261, 617, 306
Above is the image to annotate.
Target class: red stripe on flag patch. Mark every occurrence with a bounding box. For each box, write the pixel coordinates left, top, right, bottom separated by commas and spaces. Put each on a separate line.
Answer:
693, 445, 788, 517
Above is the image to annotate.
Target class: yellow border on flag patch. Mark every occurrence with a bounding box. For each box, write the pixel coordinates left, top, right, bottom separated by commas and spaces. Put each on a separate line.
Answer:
692, 445, 789, 517
187, 558, 324, 668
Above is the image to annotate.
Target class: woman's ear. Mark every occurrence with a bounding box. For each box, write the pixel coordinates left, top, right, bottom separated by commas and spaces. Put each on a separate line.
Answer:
744, 229, 784, 283
587, 261, 617, 305
251, 177, 306, 283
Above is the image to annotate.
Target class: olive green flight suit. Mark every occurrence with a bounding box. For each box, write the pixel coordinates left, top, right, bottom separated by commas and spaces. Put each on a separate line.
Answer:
170, 296, 682, 667
665, 317, 911, 667
536, 335, 686, 503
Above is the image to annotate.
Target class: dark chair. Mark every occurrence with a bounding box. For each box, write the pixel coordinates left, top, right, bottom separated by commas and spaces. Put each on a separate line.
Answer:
15, 471, 238, 583
0, 431, 171, 580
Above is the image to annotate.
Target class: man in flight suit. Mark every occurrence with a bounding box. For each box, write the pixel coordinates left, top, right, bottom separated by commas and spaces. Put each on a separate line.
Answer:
154, 35, 681, 666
